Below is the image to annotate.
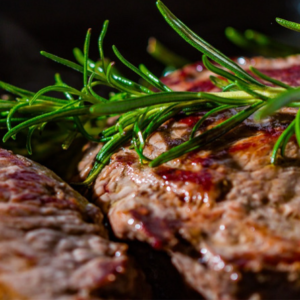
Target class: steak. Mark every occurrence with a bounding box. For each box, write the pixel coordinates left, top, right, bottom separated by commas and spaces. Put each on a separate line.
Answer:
0, 148, 150, 300
78, 55, 300, 300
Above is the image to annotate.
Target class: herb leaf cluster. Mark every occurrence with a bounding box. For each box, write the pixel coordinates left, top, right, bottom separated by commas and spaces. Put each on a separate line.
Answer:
0, 1, 299, 185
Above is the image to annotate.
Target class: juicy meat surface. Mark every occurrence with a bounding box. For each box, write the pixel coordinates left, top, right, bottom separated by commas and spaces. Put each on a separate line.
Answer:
0, 149, 149, 300
78, 55, 300, 300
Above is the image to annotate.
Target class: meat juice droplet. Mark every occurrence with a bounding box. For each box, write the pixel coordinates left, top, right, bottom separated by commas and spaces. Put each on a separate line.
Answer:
128, 218, 134, 225
230, 273, 239, 281
196, 64, 203, 72
237, 57, 246, 65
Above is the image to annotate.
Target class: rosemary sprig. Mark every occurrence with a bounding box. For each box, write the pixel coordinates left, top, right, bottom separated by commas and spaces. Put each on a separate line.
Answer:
0, 1, 299, 186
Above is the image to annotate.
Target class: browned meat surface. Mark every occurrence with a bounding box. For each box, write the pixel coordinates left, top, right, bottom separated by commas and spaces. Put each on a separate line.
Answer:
0, 148, 150, 300
78, 55, 300, 300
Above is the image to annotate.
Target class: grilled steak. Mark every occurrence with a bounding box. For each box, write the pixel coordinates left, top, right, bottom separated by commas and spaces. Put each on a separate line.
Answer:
78, 55, 300, 300
0, 148, 150, 300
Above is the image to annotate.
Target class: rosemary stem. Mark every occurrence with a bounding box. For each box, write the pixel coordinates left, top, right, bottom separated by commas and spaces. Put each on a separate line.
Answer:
3, 107, 90, 142
209, 87, 285, 100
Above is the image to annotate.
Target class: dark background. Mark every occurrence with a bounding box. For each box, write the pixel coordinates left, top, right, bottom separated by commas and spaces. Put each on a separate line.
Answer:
0, 0, 299, 92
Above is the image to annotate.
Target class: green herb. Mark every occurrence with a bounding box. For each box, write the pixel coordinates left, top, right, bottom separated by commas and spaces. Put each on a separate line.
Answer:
276, 18, 300, 32
0, 1, 299, 185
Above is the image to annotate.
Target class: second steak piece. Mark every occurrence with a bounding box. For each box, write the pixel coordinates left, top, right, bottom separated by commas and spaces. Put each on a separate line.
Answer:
0, 148, 150, 300
78, 55, 300, 300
